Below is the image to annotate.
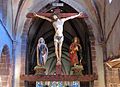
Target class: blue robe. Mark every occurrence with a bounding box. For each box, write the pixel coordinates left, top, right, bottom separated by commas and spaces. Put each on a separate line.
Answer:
38, 43, 48, 65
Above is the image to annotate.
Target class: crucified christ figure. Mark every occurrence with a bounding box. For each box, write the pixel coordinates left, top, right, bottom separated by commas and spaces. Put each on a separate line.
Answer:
33, 12, 83, 65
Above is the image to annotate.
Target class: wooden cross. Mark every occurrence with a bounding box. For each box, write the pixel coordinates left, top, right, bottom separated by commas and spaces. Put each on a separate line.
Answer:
27, 12, 86, 75
26, 2, 88, 75
22, 2, 97, 83
26, 0, 87, 18
26, 12, 88, 19
20, 74, 98, 82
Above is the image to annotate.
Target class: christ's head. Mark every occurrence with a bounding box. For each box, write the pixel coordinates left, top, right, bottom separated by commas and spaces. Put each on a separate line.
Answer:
53, 15, 58, 20
52, 13, 60, 21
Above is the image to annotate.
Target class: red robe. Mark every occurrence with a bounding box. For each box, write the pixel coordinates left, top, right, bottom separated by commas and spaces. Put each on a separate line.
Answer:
69, 43, 79, 66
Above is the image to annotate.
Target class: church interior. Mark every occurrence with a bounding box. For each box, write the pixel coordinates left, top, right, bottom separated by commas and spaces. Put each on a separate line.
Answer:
0, 0, 120, 87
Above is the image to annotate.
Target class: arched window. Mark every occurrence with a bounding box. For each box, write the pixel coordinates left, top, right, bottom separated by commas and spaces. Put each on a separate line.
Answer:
0, 45, 11, 87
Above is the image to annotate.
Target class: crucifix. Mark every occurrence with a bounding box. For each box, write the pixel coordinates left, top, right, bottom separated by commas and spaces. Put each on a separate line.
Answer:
21, 1, 98, 85
26, 2, 87, 75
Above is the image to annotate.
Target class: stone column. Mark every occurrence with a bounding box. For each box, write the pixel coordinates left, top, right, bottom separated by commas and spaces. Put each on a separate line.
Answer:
95, 44, 106, 87
13, 38, 22, 87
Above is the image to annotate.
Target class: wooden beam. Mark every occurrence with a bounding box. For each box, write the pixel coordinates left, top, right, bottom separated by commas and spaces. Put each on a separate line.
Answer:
20, 74, 98, 82
26, 13, 88, 18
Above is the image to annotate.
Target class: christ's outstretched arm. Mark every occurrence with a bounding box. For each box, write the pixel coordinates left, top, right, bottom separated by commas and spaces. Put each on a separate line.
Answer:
62, 12, 83, 22
33, 12, 52, 22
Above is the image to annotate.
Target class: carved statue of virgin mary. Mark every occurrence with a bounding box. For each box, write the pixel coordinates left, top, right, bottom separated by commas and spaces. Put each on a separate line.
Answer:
37, 37, 48, 66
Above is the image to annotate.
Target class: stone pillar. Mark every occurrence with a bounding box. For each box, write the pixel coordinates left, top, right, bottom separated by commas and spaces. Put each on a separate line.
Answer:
20, 35, 27, 87
95, 44, 106, 87
13, 39, 22, 87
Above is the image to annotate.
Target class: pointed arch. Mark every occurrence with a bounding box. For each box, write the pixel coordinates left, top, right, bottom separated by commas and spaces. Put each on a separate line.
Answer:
0, 45, 12, 87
